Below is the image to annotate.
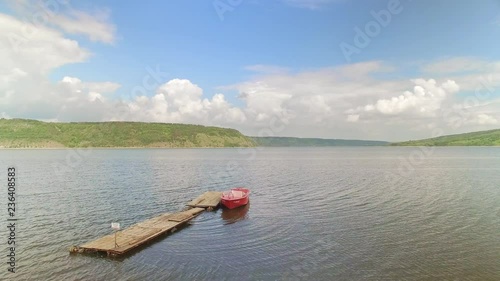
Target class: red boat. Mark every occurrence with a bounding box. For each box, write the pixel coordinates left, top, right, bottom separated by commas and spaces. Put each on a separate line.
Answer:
221, 188, 250, 209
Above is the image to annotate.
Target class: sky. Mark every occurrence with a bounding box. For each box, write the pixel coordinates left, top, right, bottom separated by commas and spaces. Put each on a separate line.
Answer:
1, 0, 500, 141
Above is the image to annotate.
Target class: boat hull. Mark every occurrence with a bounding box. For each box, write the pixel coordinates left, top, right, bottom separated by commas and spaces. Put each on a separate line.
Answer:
221, 188, 250, 209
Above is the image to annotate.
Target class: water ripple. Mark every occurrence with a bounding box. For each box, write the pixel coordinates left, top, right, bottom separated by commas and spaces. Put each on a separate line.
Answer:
0, 147, 499, 280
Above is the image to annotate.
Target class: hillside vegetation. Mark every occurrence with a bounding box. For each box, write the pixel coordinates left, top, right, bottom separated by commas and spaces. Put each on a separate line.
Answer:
392, 129, 500, 146
0, 119, 256, 148
252, 137, 388, 146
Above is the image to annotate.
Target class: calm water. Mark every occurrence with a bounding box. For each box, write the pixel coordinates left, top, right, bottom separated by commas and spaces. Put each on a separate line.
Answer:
0, 147, 499, 280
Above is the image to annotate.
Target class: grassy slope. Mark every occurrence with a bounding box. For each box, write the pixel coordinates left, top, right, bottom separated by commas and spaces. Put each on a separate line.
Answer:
392, 129, 500, 146
252, 137, 388, 146
0, 119, 256, 148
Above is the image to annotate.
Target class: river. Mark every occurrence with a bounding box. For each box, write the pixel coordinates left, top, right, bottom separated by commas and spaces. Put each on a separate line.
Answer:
0, 147, 499, 280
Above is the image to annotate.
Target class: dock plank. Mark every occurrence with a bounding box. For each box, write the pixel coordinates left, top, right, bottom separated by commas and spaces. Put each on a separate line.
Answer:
186, 191, 222, 208
74, 206, 206, 256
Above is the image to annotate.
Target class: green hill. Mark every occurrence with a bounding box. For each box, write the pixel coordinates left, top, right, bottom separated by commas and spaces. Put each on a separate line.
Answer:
0, 119, 256, 148
252, 137, 388, 146
392, 129, 500, 146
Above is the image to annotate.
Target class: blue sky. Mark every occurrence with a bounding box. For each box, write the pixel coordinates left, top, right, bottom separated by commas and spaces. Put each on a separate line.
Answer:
1, 0, 500, 140
48, 0, 342, 101
41, 0, 500, 96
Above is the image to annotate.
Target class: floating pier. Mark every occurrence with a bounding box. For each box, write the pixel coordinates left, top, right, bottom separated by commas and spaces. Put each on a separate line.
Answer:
70, 191, 222, 256
186, 190, 223, 208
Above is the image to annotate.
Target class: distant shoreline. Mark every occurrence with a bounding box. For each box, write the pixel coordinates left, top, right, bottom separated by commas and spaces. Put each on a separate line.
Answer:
0, 146, 256, 150
3, 118, 499, 148
2, 145, 500, 150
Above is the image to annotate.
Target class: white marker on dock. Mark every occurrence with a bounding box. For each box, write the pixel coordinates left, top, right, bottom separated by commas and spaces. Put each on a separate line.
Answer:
111, 222, 120, 248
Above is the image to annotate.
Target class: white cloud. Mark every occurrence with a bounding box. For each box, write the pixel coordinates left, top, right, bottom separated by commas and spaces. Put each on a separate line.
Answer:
422, 57, 489, 74
50, 9, 116, 44
60, 76, 121, 94
5, 0, 116, 44
0, 13, 90, 74
2, 4, 500, 145
475, 113, 498, 125
0, 5, 121, 122
420, 57, 500, 93
1, 51, 250, 127
158, 79, 204, 117
0, 68, 27, 88
104, 79, 246, 126
349, 79, 460, 118
225, 60, 499, 140
0, 11, 98, 120
59, 76, 121, 101
346, 114, 359, 122
225, 61, 418, 138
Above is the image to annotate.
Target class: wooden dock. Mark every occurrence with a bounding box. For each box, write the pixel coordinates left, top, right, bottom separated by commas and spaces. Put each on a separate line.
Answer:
70, 191, 222, 256
186, 190, 222, 208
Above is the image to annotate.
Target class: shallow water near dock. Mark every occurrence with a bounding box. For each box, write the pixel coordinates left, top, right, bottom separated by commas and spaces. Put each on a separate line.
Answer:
0, 147, 499, 280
